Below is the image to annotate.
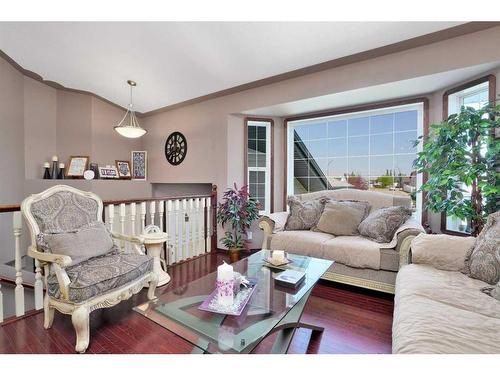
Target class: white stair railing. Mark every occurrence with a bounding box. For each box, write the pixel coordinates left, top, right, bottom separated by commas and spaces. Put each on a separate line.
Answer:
0, 189, 215, 324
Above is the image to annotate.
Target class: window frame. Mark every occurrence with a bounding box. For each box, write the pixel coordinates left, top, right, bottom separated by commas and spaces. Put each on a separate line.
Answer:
244, 117, 274, 214
440, 74, 496, 236
283, 97, 429, 224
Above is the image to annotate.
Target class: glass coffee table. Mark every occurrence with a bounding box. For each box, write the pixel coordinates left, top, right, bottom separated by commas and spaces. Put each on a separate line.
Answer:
134, 250, 333, 353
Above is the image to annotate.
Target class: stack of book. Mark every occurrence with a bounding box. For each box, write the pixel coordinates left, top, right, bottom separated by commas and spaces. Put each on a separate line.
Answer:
274, 269, 306, 289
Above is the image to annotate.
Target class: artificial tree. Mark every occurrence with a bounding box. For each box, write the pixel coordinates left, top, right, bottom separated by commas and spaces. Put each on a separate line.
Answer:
216, 184, 260, 257
414, 103, 499, 236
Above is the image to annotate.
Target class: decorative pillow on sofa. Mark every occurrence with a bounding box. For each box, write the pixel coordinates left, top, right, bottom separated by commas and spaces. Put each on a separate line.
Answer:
481, 282, 500, 301
37, 221, 115, 265
358, 206, 412, 243
284, 196, 327, 231
464, 211, 500, 285
315, 200, 371, 236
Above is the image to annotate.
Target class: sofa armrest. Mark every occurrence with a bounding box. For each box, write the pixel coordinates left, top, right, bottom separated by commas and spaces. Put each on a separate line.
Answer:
258, 211, 288, 249
395, 227, 425, 253
410, 233, 476, 271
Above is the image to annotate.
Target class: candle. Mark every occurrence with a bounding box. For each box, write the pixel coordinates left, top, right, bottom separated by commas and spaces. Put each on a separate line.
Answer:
272, 250, 285, 262
216, 261, 234, 306
59, 163, 65, 168
52, 155, 58, 162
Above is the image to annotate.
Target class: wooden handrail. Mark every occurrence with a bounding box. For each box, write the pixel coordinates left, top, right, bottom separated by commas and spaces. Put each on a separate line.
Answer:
0, 193, 214, 213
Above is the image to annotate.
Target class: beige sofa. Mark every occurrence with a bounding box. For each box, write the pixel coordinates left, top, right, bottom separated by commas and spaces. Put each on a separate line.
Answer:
393, 234, 500, 354
259, 189, 424, 294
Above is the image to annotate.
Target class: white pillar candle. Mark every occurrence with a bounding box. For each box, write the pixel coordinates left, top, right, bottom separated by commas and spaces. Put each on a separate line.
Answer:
216, 261, 234, 306
272, 250, 285, 262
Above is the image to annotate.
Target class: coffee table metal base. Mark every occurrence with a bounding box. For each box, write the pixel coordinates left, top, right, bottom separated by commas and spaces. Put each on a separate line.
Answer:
188, 289, 323, 354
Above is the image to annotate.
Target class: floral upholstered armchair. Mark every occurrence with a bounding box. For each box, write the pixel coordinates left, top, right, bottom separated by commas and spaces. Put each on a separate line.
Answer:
21, 185, 158, 353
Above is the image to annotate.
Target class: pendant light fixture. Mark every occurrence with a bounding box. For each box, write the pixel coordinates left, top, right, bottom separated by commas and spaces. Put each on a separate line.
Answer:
114, 80, 147, 138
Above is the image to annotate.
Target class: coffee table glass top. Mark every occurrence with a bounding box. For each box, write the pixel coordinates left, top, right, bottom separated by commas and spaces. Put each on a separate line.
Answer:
134, 250, 332, 353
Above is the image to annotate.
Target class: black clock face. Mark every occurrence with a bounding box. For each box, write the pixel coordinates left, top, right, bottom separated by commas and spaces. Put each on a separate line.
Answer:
165, 132, 187, 166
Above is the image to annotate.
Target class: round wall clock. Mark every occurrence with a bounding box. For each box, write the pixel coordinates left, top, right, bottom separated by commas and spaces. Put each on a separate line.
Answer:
164, 131, 187, 165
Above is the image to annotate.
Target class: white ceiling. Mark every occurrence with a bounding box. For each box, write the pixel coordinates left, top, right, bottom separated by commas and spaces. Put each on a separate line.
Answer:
0, 22, 462, 113
243, 62, 500, 117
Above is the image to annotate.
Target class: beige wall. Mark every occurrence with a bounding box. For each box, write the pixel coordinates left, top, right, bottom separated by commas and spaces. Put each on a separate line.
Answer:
1, 25, 500, 253
141, 26, 500, 238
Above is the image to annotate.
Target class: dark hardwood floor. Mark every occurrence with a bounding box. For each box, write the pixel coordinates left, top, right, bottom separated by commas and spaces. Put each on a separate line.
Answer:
0, 253, 394, 354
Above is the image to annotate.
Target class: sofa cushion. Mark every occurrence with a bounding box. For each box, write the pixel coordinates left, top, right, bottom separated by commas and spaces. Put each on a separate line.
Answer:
270, 230, 333, 259
315, 200, 370, 236
358, 206, 412, 243
412, 233, 476, 272
464, 211, 500, 285
393, 264, 500, 354
39, 221, 114, 265
323, 236, 381, 269
284, 196, 327, 231
271, 230, 388, 271
47, 252, 153, 303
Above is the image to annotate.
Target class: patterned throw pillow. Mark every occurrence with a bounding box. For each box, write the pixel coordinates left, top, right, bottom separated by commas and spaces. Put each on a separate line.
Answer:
358, 206, 412, 243
464, 211, 500, 285
481, 282, 500, 301
315, 200, 371, 236
39, 221, 115, 265
284, 196, 327, 231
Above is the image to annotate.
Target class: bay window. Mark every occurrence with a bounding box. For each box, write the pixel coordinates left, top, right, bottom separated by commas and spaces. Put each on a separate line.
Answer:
286, 101, 425, 221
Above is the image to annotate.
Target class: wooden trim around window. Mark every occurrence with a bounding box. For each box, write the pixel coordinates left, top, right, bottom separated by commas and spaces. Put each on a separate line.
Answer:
244, 117, 275, 213
440, 74, 496, 236
283, 96, 430, 223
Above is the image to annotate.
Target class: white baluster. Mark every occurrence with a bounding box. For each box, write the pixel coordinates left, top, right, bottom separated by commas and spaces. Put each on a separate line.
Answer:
158, 200, 165, 230
191, 199, 198, 257
166, 200, 174, 265
196, 198, 203, 256
189, 199, 196, 258
201, 198, 207, 254
13, 212, 25, 317
183, 199, 189, 260
130, 202, 136, 236
175, 200, 181, 262
150, 201, 156, 226
108, 204, 115, 231
119, 203, 126, 234
140, 202, 147, 231
206, 196, 212, 253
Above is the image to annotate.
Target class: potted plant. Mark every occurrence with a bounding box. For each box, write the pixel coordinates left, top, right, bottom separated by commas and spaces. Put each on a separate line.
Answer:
414, 103, 499, 236
216, 183, 260, 262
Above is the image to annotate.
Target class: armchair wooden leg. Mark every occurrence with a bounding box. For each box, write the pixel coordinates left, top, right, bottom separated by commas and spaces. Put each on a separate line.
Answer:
43, 294, 55, 329
72, 306, 90, 353
147, 273, 159, 300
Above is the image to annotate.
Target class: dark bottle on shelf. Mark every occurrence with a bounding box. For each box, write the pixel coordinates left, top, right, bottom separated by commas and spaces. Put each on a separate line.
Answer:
43, 162, 51, 179
57, 163, 65, 179
50, 156, 59, 179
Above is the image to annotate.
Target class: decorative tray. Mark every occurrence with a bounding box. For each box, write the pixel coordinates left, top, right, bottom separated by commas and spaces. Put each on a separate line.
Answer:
264, 257, 293, 267
198, 279, 257, 316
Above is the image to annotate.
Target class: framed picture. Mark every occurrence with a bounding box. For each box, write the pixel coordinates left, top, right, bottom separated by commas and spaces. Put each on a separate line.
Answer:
115, 160, 131, 179
66, 156, 89, 178
131, 151, 147, 180
98, 166, 119, 179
